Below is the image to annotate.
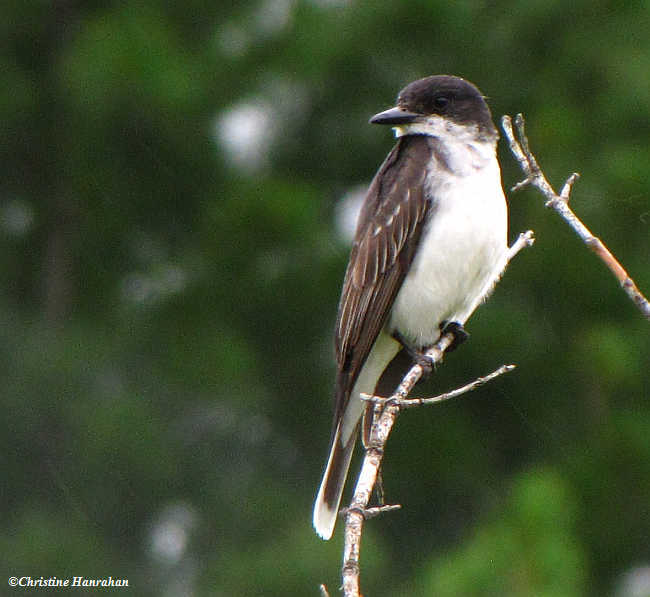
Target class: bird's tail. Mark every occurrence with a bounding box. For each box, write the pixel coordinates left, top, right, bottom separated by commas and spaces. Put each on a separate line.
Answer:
312, 422, 357, 540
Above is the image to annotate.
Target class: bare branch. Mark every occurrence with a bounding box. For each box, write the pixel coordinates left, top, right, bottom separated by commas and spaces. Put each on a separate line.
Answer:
363, 504, 402, 518
507, 230, 535, 261
361, 364, 516, 408
342, 503, 402, 519
559, 172, 580, 201
502, 113, 650, 320
341, 331, 455, 597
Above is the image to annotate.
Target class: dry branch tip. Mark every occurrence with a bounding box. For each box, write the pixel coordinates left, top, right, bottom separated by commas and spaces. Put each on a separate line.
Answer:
501, 113, 649, 320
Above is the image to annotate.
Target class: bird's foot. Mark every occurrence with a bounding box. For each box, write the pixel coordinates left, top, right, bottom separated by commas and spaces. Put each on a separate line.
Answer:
392, 331, 437, 378
440, 320, 469, 352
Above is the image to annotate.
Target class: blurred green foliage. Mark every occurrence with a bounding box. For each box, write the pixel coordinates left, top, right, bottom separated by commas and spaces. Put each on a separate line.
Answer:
0, 1, 648, 595
410, 470, 587, 597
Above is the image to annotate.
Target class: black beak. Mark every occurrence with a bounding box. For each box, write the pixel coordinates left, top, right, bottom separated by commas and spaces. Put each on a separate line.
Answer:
369, 106, 420, 125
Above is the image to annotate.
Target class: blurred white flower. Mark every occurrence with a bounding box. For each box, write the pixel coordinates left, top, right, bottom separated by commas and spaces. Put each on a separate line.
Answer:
616, 565, 650, 597
149, 502, 198, 565
335, 185, 367, 244
1, 198, 34, 237
215, 101, 275, 173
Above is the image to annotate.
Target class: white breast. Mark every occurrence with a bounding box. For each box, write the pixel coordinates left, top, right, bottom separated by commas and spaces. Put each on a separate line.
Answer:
387, 135, 508, 348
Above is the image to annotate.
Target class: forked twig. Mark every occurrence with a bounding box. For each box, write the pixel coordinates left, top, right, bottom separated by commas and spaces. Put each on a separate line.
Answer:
362, 364, 516, 408
502, 114, 650, 319
341, 331, 454, 597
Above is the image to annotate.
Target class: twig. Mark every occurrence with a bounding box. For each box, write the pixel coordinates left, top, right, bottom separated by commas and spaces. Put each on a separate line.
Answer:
361, 504, 402, 518
341, 331, 455, 597
502, 113, 650, 320
507, 230, 535, 261
362, 364, 516, 408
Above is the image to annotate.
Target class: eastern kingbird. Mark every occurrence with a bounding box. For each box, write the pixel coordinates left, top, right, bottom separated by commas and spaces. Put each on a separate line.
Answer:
313, 75, 509, 540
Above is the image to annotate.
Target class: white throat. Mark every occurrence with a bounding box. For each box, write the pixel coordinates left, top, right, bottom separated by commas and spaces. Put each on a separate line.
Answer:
394, 116, 496, 174
392, 114, 477, 138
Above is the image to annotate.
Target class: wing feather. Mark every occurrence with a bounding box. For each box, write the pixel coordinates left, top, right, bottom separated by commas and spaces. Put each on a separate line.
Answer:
332, 135, 433, 426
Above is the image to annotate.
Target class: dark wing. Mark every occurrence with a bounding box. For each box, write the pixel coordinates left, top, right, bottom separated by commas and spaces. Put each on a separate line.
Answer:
332, 135, 433, 427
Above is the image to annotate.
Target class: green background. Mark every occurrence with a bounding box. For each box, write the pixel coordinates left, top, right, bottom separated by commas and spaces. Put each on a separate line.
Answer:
1, 1, 648, 595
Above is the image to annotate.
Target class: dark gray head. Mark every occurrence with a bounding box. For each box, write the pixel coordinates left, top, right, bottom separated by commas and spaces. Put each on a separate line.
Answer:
370, 75, 497, 140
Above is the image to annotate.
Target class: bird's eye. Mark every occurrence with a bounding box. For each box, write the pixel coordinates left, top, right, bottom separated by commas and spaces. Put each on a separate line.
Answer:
433, 96, 449, 110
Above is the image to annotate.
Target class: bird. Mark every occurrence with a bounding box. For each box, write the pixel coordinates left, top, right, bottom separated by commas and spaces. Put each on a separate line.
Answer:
312, 75, 510, 540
